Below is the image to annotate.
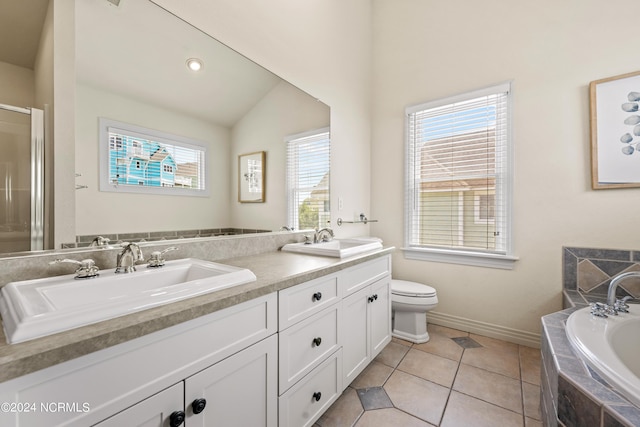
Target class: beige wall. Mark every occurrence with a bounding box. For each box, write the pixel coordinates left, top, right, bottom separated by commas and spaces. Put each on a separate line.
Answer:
74, 84, 232, 235
0, 62, 34, 107
370, 0, 640, 344
230, 81, 329, 231
152, 0, 373, 239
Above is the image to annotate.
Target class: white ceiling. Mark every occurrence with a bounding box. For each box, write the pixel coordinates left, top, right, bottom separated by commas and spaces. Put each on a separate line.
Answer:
0, 0, 284, 127
76, 0, 282, 127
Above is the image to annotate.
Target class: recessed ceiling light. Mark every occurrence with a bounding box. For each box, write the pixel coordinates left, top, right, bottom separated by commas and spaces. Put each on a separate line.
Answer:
186, 58, 203, 72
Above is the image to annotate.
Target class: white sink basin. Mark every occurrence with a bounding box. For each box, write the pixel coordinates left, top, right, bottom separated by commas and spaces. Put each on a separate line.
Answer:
282, 237, 383, 258
0, 258, 256, 344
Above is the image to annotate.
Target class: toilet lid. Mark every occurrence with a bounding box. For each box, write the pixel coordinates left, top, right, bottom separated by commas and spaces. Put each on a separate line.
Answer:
391, 280, 436, 297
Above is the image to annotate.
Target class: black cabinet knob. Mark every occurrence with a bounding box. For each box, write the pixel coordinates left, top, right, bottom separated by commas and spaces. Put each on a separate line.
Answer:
191, 398, 207, 414
312, 337, 322, 347
373, 294, 378, 300
312, 292, 322, 302
367, 296, 374, 303
169, 410, 185, 427
313, 391, 322, 402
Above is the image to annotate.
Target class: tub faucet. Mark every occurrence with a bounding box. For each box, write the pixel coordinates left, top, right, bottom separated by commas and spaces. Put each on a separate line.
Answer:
606, 271, 640, 311
314, 227, 334, 243
116, 242, 144, 273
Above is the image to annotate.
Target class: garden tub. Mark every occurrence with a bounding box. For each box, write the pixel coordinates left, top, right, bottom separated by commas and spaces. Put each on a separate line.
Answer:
566, 303, 640, 407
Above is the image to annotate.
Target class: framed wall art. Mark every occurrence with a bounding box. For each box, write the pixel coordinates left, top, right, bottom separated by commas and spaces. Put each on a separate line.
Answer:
590, 70, 640, 189
238, 151, 265, 202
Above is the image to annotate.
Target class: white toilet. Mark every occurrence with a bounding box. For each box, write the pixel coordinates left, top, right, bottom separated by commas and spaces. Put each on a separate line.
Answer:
391, 279, 438, 344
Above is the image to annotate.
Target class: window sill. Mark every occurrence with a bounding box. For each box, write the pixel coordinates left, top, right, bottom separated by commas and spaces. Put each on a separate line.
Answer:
401, 247, 519, 270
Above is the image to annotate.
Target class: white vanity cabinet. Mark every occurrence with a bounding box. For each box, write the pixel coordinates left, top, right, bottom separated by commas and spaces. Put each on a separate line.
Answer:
277, 274, 343, 427
96, 335, 278, 427
0, 293, 277, 427
341, 256, 392, 387
277, 255, 392, 426
0, 253, 392, 427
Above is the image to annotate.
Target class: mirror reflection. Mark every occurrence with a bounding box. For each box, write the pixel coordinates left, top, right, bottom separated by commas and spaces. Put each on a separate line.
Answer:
0, 0, 329, 256
74, 0, 330, 243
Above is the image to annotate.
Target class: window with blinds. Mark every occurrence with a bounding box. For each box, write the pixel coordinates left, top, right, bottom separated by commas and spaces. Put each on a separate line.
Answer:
405, 83, 514, 267
99, 118, 208, 197
286, 128, 330, 230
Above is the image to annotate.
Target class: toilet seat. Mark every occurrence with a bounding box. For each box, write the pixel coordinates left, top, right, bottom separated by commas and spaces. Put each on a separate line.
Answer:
391, 279, 436, 298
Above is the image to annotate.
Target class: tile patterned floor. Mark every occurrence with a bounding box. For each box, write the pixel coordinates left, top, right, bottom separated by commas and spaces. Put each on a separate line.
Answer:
315, 324, 542, 427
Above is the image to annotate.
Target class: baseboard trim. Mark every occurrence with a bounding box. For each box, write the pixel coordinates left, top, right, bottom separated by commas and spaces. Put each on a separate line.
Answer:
427, 311, 541, 348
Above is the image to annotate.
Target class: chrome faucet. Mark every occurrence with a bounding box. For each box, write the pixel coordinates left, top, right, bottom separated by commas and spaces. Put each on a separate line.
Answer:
90, 236, 111, 247
607, 271, 640, 308
314, 227, 334, 243
49, 258, 99, 279
147, 246, 178, 268
116, 242, 144, 273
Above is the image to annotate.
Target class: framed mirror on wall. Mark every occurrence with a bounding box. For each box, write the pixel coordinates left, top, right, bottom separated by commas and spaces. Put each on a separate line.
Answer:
238, 151, 265, 203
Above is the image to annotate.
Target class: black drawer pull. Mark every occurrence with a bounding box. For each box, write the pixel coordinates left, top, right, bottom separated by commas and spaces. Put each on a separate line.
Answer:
313, 391, 322, 402
312, 292, 322, 302
191, 398, 207, 414
313, 337, 322, 347
169, 410, 185, 427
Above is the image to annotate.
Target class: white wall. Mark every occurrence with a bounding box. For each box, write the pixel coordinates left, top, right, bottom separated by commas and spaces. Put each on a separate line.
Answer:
371, 0, 640, 345
152, 0, 373, 239
230, 80, 330, 231
75, 84, 231, 235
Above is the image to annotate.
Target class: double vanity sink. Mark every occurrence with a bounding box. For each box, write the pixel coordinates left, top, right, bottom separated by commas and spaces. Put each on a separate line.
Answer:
0, 237, 383, 345
0, 258, 256, 344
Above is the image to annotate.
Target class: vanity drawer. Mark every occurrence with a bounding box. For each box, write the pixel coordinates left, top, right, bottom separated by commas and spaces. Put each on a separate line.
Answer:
279, 303, 340, 394
341, 255, 391, 296
278, 273, 340, 330
279, 348, 342, 427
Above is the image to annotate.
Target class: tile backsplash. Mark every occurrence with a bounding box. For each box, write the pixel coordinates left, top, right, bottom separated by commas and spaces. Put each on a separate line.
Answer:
563, 246, 640, 299
63, 228, 272, 249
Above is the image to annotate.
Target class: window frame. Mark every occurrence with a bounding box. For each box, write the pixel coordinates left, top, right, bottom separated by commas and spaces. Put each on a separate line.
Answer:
99, 118, 209, 197
403, 82, 517, 269
285, 127, 331, 231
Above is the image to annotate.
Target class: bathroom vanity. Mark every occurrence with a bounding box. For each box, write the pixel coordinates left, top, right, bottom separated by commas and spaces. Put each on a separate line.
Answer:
0, 244, 392, 426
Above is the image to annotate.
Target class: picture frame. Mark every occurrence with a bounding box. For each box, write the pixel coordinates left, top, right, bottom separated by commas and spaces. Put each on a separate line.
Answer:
590, 70, 640, 189
238, 151, 265, 202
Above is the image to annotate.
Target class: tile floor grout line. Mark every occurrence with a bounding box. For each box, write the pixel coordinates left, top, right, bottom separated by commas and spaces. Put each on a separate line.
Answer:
436, 344, 467, 427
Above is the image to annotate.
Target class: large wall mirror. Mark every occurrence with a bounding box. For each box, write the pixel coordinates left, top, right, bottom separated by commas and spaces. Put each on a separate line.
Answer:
0, 0, 330, 256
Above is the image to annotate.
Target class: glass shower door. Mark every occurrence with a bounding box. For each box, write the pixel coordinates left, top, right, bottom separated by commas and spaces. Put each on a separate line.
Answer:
0, 105, 44, 253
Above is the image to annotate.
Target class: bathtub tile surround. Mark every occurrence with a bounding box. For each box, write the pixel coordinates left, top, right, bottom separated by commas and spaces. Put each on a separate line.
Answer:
563, 246, 640, 299
316, 324, 542, 427
542, 247, 640, 426
541, 307, 640, 426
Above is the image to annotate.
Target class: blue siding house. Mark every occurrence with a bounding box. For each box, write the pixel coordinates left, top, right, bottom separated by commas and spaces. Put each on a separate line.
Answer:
109, 134, 177, 187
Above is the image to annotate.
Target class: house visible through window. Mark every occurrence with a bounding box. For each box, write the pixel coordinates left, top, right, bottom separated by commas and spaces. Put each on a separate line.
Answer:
405, 83, 516, 268
286, 128, 330, 230
99, 118, 209, 197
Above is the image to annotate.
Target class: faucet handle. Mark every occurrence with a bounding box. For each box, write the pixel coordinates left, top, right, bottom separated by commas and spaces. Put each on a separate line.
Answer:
50, 258, 99, 279
590, 302, 609, 318
614, 296, 632, 313
148, 246, 178, 268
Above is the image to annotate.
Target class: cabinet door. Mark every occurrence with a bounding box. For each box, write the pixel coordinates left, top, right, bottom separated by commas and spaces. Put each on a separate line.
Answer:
94, 382, 184, 427
185, 334, 278, 427
341, 286, 369, 386
369, 277, 392, 358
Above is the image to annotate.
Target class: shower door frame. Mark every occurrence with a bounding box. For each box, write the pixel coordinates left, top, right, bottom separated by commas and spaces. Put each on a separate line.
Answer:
0, 103, 45, 251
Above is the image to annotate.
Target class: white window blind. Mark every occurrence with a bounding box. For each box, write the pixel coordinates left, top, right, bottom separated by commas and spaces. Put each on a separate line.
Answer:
286, 129, 330, 230
405, 83, 513, 263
